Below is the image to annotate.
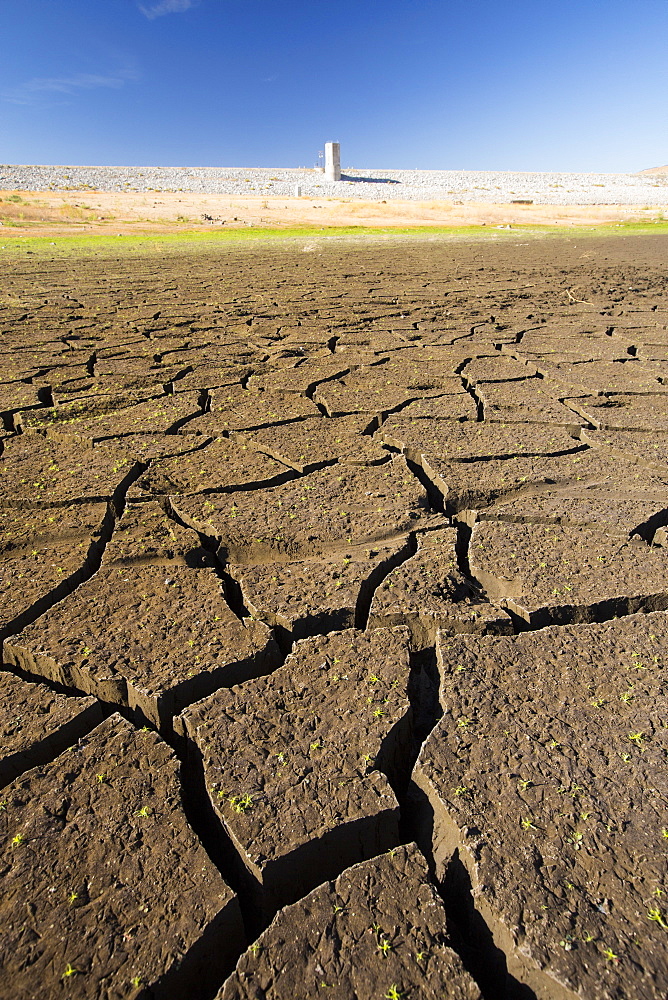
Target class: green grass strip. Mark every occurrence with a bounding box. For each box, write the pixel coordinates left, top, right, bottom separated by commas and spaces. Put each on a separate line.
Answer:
1, 219, 667, 258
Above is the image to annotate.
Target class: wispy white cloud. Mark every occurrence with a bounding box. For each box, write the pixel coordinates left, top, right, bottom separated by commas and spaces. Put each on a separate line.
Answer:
139, 0, 198, 19
2, 69, 137, 107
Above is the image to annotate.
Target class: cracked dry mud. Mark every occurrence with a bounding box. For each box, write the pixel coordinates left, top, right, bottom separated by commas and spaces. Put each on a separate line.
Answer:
1, 233, 668, 999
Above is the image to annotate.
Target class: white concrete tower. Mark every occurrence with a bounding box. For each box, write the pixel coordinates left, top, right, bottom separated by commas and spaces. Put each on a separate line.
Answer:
324, 142, 341, 182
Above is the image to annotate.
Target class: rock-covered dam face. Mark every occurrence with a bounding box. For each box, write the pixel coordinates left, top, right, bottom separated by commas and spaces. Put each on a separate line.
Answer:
1, 234, 667, 999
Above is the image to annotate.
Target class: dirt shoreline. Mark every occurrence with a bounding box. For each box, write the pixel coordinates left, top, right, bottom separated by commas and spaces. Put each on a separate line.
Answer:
0, 188, 665, 239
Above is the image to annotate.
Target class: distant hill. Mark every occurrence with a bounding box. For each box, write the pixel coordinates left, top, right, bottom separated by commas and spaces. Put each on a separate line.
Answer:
638, 165, 668, 175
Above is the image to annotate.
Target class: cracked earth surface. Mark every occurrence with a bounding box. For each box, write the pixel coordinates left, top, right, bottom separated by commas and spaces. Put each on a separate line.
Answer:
1, 234, 667, 999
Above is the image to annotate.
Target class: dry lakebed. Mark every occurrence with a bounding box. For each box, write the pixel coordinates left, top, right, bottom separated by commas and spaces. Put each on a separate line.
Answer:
1, 230, 668, 999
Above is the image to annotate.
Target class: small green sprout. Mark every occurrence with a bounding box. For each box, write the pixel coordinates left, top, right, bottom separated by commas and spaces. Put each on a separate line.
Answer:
521, 818, 537, 830
373, 708, 384, 718
11, 833, 24, 847
378, 936, 393, 957
62, 964, 80, 979
647, 907, 668, 930
131, 976, 142, 988
229, 793, 253, 813
385, 986, 403, 1000
68, 891, 78, 905
454, 786, 471, 797
310, 740, 321, 752
628, 732, 645, 748
249, 942, 260, 956
457, 716, 471, 729
136, 806, 150, 818
602, 946, 620, 962
369, 674, 380, 684
96, 773, 108, 785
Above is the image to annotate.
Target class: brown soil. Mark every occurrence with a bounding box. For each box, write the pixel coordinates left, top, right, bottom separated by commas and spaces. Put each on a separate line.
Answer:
368, 527, 512, 644
176, 628, 413, 919
2, 233, 668, 998
413, 613, 668, 999
219, 844, 481, 999
568, 393, 668, 431
581, 428, 668, 473
4, 502, 280, 732
0, 714, 243, 999
0, 503, 107, 639
469, 520, 668, 626
0, 669, 102, 788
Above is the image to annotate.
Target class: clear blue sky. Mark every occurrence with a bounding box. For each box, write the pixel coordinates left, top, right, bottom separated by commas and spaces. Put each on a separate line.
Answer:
1, 0, 666, 172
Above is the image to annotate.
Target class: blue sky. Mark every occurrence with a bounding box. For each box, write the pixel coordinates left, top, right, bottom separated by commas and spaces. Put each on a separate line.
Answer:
1, 0, 666, 172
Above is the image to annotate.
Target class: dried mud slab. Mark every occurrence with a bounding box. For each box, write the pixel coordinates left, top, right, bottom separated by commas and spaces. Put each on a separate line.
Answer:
219, 844, 481, 1000
232, 414, 385, 472
535, 360, 666, 396
469, 519, 668, 625
4, 504, 280, 729
246, 361, 350, 394
476, 379, 583, 428
0, 381, 44, 413
462, 356, 538, 383
441, 450, 668, 514
93, 430, 206, 463
44, 371, 179, 404
14, 392, 160, 433
177, 628, 413, 918
413, 615, 668, 1000
0, 433, 138, 506
0, 669, 102, 788
582, 428, 668, 473
132, 436, 289, 497
480, 486, 668, 541
513, 331, 627, 362
313, 378, 418, 418
380, 419, 581, 462
0, 714, 243, 1000
380, 359, 465, 387
190, 386, 320, 434
379, 419, 643, 510
230, 540, 412, 639
0, 503, 107, 638
35, 391, 206, 438
175, 456, 434, 561
175, 361, 252, 392
568, 393, 668, 431
387, 391, 478, 422
369, 528, 511, 644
